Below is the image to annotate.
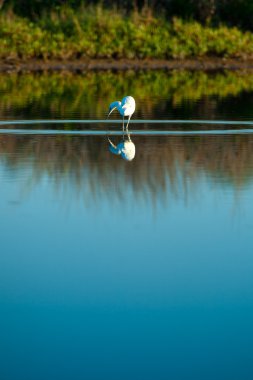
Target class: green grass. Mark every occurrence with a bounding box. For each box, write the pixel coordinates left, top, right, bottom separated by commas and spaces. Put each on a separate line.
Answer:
1, 5, 253, 60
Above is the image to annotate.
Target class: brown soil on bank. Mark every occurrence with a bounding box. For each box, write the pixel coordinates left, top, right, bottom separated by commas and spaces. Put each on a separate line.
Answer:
2, 58, 253, 72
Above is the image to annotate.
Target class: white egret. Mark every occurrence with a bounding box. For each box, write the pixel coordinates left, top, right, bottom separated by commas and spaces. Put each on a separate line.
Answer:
107, 96, 135, 131
108, 135, 135, 161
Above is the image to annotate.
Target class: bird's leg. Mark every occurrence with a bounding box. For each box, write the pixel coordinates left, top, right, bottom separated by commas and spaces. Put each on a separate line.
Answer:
126, 115, 131, 133
122, 116, 125, 139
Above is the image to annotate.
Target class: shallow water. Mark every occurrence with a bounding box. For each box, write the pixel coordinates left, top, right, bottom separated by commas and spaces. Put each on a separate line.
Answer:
1, 71, 253, 380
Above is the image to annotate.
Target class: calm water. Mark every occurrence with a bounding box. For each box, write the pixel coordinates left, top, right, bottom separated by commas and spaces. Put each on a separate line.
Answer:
1, 70, 253, 380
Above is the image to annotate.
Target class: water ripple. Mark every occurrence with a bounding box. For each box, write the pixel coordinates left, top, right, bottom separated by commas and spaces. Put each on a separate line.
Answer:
0, 128, 253, 136
0, 119, 253, 126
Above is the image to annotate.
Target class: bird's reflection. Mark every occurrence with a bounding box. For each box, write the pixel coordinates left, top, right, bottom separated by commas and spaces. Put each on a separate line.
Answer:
108, 131, 135, 161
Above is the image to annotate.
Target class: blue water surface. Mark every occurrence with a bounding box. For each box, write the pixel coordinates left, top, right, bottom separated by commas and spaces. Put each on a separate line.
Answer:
0, 133, 253, 380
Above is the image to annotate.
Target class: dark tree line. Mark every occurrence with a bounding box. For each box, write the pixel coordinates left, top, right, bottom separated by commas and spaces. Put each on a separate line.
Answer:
2, 0, 253, 31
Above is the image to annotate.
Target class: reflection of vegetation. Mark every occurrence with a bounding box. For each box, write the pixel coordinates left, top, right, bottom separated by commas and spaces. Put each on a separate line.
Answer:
1, 7, 253, 60
1, 134, 253, 206
2, 70, 253, 120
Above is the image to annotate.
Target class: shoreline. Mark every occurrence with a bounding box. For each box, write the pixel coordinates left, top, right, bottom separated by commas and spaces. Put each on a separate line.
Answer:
2, 58, 253, 73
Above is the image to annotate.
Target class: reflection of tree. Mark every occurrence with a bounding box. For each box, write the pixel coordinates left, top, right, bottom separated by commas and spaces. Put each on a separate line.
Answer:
0, 134, 253, 206
1, 70, 253, 121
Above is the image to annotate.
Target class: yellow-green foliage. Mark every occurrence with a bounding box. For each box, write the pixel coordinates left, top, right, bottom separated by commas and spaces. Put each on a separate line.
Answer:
1, 6, 253, 59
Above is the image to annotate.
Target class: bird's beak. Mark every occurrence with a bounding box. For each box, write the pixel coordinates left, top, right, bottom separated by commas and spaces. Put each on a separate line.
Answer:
107, 106, 116, 119
107, 136, 117, 149
108, 137, 121, 155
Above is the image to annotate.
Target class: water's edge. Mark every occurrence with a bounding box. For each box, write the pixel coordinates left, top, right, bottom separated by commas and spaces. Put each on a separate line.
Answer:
2, 58, 253, 72
1, 119, 253, 125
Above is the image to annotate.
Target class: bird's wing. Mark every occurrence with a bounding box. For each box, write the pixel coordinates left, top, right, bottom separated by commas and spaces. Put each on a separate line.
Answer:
121, 141, 135, 161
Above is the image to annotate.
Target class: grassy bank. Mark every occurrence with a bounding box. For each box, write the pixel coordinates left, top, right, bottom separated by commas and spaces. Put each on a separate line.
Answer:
1, 6, 253, 60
